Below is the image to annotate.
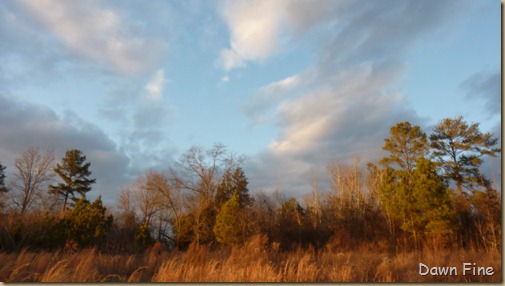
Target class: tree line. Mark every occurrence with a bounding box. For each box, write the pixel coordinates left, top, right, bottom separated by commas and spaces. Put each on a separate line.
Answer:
0, 116, 500, 253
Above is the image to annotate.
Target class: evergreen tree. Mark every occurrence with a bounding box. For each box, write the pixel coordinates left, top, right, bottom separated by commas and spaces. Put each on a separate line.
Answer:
214, 192, 246, 245
377, 122, 453, 250
215, 167, 252, 210
58, 196, 113, 248
49, 149, 96, 213
410, 158, 454, 246
378, 158, 453, 250
380, 121, 428, 174
430, 116, 501, 198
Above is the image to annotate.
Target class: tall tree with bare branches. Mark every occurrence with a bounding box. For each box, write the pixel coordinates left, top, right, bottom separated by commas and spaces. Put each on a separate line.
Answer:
11, 147, 54, 214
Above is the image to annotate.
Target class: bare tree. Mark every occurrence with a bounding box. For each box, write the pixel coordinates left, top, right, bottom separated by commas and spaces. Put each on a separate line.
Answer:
327, 157, 365, 214
303, 168, 322, 230
170, 143, 244, 201
10, 147, 54, 214
146, 171, 188, 247
168, 143, 244, 245
121, 171, 163, 226
118, 170, 187, 245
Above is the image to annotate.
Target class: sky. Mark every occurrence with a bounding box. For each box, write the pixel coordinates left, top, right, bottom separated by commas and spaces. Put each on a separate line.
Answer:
0, 0, 501, 205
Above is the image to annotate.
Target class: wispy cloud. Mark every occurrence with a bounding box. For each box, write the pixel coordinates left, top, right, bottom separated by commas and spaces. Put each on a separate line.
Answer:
261, 75, 302, 95
243, 72, 312, 126
16, 0, 165, 74
145, 69, 167, 101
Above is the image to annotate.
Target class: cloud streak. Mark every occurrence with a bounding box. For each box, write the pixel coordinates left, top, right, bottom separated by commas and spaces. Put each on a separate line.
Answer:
16, 0, 165, 75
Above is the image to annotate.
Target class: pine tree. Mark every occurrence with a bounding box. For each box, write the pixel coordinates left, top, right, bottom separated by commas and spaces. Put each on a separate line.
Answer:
379, 121, 428, 174
377, 122, 453, 250
410, 158, 454, 248
215, 167, 252, 210
49, 149, 96, 213
430, 116, 501, 198
378, 158, 453, 250
430, 117, 501, 249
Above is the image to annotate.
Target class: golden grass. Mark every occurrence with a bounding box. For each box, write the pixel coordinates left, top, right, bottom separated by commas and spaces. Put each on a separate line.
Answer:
0, 238, 501, 282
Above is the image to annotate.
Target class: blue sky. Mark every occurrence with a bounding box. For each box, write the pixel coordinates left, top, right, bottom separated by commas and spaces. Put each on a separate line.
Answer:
0, 0, 501, 205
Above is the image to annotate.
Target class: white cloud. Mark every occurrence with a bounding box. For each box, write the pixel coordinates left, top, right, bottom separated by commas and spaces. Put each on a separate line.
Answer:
260, 75, 301, 95
145, 69, 166, 101
218, 0, 286, 70
16, 0, 164, 74
243, 72, 313, 126
217, 0, 349, 71
221, 75, 230, 83
268, 114, 330, 155
270, 65, 409, 158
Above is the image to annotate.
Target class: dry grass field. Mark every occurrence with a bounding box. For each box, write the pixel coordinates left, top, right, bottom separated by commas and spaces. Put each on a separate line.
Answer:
0, 235, 501, 283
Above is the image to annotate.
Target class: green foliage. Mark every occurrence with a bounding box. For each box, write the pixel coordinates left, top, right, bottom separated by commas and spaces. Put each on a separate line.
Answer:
410, 158, 455, 238
57, 196, 113, 248
211, 167, 253, 246
173, 195, 216, 247
380, 121, 428, 174
49, 149, 96, 213
378, 158, 454, 249
378, 122, 456, 249
215, 167, 252, 210
214, 192, 246, 246
430, 116, 501, 197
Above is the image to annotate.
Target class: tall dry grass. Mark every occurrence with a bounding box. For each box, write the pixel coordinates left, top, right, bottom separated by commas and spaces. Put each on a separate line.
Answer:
0, 236, 501, 282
